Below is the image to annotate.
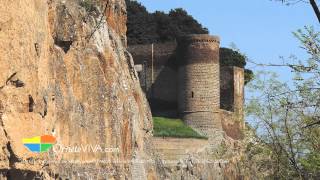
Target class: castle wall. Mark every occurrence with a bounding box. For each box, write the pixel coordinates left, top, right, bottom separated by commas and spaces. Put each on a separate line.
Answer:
128, 42, 178, 109
220, 66, 244, 121
177, 34, 221, 135
129, 38, 245, 138
220, 110, 244, 140
151, 136, 244, 180
220, 67, 234, 111
152, 137, 208, 160
233, 67, 245, 121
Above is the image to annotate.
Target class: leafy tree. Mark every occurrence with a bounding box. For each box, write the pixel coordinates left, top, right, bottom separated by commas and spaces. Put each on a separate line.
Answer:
168, 8, 209, 37
240, 124, 275, 179
154, 11, 177, 42
220, 48, 254, 84
126, 0, 208, 44
126, 0, 158, 44
244, 69, 254, 85
220, 48, 246, 67
245, 27, 320, 179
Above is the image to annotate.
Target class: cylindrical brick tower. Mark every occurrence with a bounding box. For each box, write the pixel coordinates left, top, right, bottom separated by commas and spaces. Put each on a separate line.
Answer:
177, 34, 221, 136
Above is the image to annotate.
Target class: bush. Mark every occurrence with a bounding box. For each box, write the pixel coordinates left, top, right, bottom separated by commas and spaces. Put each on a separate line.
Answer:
220, 47, 254, 84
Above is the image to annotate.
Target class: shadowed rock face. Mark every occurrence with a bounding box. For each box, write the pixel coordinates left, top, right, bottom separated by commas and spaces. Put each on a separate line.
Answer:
0, 0, 158, 179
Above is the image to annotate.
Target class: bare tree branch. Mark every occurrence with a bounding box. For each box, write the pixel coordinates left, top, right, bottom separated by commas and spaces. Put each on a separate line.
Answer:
303, 116, 320, 128
275, 0, 320, 23
310, 0, 320, 23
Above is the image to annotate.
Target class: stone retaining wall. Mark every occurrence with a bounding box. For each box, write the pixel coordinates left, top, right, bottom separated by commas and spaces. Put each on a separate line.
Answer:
152, 137, 209, 161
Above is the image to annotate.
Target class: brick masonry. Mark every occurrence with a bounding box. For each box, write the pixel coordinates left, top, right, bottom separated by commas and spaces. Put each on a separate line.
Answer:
128, 34, 245, 139
128, 42, 177, 105
220, 66, 245, 121
177, 35, 221, 135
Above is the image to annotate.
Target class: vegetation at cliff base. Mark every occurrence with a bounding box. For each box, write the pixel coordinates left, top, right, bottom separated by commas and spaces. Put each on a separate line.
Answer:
153, 117, 207, 139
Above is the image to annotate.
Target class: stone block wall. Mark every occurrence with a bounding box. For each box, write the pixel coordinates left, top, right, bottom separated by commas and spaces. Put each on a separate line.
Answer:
128, 42, 178, 110
151, 136, 244, 179
220, 67, 234, 111
178, 64, 220, 111
220, 66, 244, 121
152, 137, 209, 161
233, 67, 245, 121
177, 34, 221, 135
129, 36, 245, 139
220, 110, 244, 140
182, 111, 222, 137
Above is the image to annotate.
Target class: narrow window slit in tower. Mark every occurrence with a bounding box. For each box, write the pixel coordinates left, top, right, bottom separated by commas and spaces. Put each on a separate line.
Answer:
191, 91, 194, 98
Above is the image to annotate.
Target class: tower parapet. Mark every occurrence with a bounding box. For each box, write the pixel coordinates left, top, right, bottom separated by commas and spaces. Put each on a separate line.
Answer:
178, 34, 220, 44
177, 34, 221, 135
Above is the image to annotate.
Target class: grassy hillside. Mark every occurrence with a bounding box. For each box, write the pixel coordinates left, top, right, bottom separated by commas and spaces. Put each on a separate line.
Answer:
153, 117, 208, 139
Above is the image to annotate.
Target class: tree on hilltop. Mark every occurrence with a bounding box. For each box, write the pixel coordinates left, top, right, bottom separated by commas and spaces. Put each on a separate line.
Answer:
126, 0, 208, 44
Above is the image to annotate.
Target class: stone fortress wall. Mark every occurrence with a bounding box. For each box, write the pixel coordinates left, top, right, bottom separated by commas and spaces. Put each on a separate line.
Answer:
128, 34, 244, 138
152, 137, 209, 160
128, 42, 178, 106
177, 34, 221, 135
129, 35, 245, 178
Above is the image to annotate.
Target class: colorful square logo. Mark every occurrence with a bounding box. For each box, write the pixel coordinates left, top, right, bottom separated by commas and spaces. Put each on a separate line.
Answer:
22, 135, 56, 153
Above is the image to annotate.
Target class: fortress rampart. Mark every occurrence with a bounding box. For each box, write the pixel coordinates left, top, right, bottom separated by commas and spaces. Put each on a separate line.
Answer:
220, 66, 244, 121
128, 42, 177, 106
128, 34, 244, 138
177, 35, 221, 135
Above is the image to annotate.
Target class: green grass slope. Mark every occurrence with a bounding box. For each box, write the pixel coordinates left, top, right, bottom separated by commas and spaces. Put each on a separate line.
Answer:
153, 117, 208, 139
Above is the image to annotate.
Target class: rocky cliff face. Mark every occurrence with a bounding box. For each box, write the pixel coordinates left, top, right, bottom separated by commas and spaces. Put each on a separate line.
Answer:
0, 0, 159, 179
0, 0, 246, 179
